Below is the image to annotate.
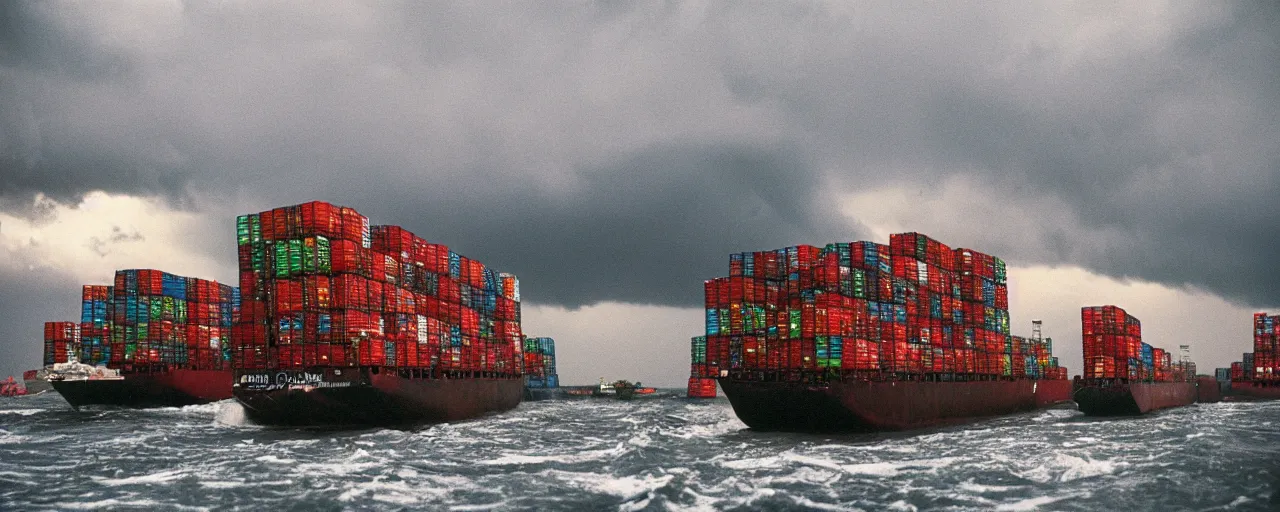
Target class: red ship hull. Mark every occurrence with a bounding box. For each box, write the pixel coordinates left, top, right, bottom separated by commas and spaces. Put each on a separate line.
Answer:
1073, 380, 1197, 416
233, 369, 524, 427
51, 369, 233, 408
718, 378, 1073, 432
1195, 377, 1222, 403
1228, 381, 1280, 400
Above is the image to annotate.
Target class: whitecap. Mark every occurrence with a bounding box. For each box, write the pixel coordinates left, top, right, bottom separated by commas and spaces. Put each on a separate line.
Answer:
957, 480, 1024, 494
841, 462, 901, 476
336, 479, 432, 505
476, 442, 630, 466
449, 500, 510, 511
53, 499, 208, 511
720, 456, 784, 470
781, 451, 846, 473
787, 495, 862, 512
93, 469, 190, 486
1055, 454, 1125, 482
0, 409, 43, 416
198, 480, 248, 489
542, 469, 674, 500
293, 461, 382, 476
213, 402, 251, 427
0, 470, 36, 480
995, 494, 1073, 511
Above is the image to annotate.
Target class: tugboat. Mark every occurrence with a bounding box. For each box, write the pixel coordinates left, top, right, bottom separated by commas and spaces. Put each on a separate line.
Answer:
563, 378, 658, 400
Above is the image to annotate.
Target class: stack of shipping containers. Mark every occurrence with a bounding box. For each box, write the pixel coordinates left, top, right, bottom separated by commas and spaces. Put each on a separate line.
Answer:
232, 201, 524, 376
523, 336, 558, 388
691, 232, 1067, 383
79, 285, 111, 365
688, 335, 716, 397
1082, 305, 1192, 382
107, 269, 238, 369
1250, 313, 1278, 380
43, 322, 79, 366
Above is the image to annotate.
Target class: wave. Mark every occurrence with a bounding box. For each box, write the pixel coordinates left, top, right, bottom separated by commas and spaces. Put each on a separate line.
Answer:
92, 469, 190, 486
1013, 453, 1127, 484
0, 408, 45, 416
540, 469, 675, 500
994, 494, 1078, 511
477, 442, 631, 466
51, 498, 207, 511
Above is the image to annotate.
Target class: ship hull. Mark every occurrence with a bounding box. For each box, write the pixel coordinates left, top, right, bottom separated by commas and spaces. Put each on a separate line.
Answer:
523, 387, 564, 401
23, 378, 53, 395
1074, 381, 1198, 416
233, 369, 524, 427
1227, 381, 1280, 400
51, 369, 233, 408
1195, 377, 1222, 404
718, 378, 1074, 432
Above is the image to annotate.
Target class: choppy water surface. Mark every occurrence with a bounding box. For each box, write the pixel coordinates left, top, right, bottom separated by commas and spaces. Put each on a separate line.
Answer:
2, 392, 1279, 511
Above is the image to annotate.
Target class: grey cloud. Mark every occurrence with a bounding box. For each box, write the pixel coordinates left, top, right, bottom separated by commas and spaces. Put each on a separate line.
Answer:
0, 1, 1277, 315
87, 226, 146, 257
0, 268, 81, 383
358, 142, 858, 308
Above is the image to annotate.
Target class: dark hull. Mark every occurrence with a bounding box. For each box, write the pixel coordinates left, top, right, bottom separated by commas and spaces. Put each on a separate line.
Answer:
233, 369, 524, 427
719, 378, 1074, 432
1074, 381, 1197, 416
51, 369, 233, 408
1196, 377, 1222, 404
1228, 381, 1280, 400
524, 387, 565, 401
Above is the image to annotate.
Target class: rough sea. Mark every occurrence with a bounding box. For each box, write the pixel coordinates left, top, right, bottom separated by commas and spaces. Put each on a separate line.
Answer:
2, 391, 1279, 511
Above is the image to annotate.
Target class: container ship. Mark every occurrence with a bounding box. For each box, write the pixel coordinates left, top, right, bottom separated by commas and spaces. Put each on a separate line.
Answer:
230, 201, 525, 426
1224, 313, 1280, 400
46, 271, 239, 408
700, 233, 1072, 433
1074, 305, 1198, 415
523, 336, 562, 401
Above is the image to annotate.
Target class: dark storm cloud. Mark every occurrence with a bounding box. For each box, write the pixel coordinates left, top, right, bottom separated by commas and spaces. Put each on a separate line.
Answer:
363, 142, 856, 308
0, 267, 81, 382
0, 1, 1277, 310
905, 2, 1280, 306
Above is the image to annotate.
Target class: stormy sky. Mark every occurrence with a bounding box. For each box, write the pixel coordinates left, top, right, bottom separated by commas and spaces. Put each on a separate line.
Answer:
1, 1, 1277, 386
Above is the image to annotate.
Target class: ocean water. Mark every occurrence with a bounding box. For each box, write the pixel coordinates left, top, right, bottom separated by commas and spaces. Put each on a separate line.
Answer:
2, 392, 1279, 511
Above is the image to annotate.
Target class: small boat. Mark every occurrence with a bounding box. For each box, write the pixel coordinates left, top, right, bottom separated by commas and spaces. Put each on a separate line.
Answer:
0, 376, 28, 397
562, 378, 658, 400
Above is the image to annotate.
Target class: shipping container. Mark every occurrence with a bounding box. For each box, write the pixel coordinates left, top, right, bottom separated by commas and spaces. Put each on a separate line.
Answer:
523, 336, 558, 388
105, 270, 238, 371
43, 322, 80, 366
